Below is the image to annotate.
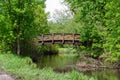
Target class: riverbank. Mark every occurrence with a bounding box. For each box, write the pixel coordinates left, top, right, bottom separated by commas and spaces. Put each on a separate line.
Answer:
0, 51, 96, 80
75, 54, 120, 72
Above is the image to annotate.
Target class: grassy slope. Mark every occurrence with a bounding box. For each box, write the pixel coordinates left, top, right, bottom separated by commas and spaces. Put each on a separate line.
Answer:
0, 51, 96, 80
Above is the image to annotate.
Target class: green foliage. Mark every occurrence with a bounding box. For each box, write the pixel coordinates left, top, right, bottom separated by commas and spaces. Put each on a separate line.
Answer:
58, 47, 78, 54
65, 0, 120, 62
0, 1, 13, 51
48, 18, 80, 33
37, 45, 59, 55
103, 0, 120, 62
0, 52, 96, 80
0, 0, 48, 53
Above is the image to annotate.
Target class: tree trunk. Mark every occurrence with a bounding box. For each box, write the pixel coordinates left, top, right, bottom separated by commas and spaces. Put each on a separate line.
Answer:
17, 35, 20, 55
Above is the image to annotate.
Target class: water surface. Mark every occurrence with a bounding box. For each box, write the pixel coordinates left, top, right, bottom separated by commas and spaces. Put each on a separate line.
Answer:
37, 54, 120, 80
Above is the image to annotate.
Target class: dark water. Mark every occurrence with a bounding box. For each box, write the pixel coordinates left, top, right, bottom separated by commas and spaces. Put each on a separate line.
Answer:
85, 69, 120, 80
37, 54, 79, 70
37, 54, 120, 80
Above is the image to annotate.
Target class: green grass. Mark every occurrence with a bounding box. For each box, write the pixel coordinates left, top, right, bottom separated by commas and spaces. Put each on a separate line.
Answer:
0, 51, 96, 80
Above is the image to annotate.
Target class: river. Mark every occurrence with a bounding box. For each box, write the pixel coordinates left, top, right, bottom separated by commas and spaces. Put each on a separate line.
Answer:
36, 54, 120, 80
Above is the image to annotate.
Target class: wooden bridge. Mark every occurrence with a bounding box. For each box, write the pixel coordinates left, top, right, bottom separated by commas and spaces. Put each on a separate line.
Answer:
37, 33, 81, 45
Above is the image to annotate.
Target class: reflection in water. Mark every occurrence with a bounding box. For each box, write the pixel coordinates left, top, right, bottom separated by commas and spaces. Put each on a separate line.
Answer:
85, 69, 120, 80
37, 54, 79, 70
37, 54, 120, 80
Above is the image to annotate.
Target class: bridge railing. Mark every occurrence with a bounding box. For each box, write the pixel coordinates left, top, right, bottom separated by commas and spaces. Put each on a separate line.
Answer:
37, 33, 81, 45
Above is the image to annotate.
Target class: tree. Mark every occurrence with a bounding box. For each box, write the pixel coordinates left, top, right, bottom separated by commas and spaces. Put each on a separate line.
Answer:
52, 9, 73, 23
0, 0, 14, 51
48, 6, 78, 33
103, 0, 120, 61
0, 0, 48, 54
65, 0, 106, 56
65, 0, 120, 61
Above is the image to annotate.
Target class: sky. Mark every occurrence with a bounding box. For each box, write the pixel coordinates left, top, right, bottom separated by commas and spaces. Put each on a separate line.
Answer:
45, 0, 68, 21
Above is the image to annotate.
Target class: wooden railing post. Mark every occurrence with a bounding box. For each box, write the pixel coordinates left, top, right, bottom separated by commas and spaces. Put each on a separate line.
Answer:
72, 33, 75, 44
62, 33, 64, 44
52, 33, 54, 44
42, 34, 44, 45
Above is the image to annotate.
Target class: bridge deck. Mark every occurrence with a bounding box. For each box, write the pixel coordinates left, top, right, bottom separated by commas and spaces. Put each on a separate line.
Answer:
38, 33, 81, 45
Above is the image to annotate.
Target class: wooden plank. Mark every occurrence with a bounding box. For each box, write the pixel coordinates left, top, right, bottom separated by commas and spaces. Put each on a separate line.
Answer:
43, 34, 52, 41
64, 34, 73, 40
74, 34, 80, 40
38, 41, 81, 45
38, 34, 80, 41
54, 34, 63, 40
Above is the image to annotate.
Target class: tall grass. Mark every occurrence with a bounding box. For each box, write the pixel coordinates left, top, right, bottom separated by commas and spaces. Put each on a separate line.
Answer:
0, 51, 96, 80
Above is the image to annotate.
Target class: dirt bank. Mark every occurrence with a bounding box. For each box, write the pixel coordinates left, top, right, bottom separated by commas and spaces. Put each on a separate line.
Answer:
75, 55, 120, 72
